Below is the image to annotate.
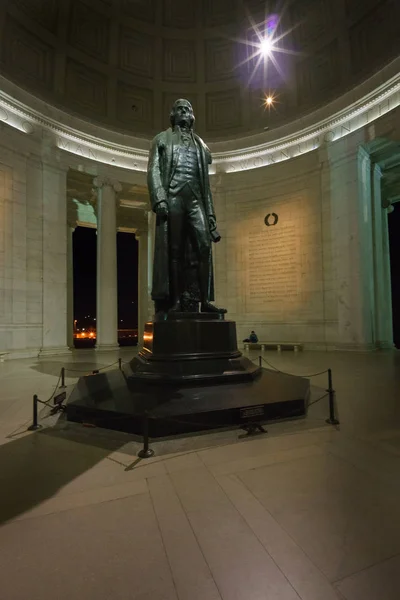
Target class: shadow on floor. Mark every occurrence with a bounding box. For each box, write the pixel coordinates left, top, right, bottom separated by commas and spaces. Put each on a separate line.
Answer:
0, 382, 333, 526
29, 360, 123, 379
0, 426, 128, 526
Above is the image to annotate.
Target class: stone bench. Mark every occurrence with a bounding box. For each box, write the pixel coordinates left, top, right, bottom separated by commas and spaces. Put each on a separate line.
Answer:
243, 342, 303, 353
0, 352, 9, 362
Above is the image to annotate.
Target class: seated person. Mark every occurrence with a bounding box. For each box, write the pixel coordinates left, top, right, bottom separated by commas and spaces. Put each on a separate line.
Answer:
243, 330, 258, 343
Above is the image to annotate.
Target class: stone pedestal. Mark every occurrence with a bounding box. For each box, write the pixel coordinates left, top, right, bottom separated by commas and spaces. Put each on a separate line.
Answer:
129, 313, 260, 384
66, 312, 310, 437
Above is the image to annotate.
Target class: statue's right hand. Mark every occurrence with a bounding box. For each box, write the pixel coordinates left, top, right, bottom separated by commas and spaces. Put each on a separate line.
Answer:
155, 201, 169, 217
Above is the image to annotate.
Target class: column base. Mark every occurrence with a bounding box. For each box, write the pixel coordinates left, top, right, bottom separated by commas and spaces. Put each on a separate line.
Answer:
95, 344, 120, 352
375, 341, 396, 350
39, 346, 72, 357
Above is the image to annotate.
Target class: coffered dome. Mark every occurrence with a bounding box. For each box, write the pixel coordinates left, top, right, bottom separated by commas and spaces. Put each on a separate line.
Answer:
0, 0, 399, 141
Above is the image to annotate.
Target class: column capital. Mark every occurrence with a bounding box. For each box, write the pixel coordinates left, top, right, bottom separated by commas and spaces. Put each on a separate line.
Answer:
134, 228, 148, 239
93, 176, 122, 193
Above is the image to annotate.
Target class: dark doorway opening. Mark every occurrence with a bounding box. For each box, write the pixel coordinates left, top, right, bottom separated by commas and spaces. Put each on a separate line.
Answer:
72, 228, 139, 348
117, 232, 138, 346
388, 206, 400, 348
73, 227, 97, 348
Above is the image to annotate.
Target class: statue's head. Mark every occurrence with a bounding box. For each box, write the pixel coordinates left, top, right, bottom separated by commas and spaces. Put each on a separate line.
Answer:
170, 99, 195, 129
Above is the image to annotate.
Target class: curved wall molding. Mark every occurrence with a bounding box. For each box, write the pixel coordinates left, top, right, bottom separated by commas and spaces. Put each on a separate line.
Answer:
0, 57, 399, 174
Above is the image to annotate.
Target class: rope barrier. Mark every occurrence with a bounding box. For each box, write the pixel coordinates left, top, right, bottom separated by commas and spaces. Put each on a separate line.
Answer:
37, 397, 57, 409
96, 360, 120, 371
260, 355, 329, 378
46, 371, 62, 403
62, 366, 95, 373
63, 360, 121, 374
308, 392, 329, 407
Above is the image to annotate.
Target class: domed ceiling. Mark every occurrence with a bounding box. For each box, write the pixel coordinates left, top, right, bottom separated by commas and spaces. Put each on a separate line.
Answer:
0, 0, 399, 141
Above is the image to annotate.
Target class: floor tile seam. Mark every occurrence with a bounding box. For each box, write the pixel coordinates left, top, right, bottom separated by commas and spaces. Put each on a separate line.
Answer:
332, 583, 348, 600
8, 443, 204, 475
3, 419, 40, 437
54, 474, 152, 498
361, 429, 400, 443
160, 427, 337, 466
325, 443, 400, 497
2, 421, 36, 439
0, 375, 50, 382
2, 489, 150, 527
377, 445, 400, 458
165, 471, 224, 600
220, 442, 330, 475
147, 475, 190, 600
117, 441, 283, 469
196, 452, 304, 600
367, 439, 400, 459
0, 400, 35, 415
12, 436, 113, 462
52, 464, 169, 497
245, 427, 338, 449
120, 448, 206, 472
331, 550, 400, 585
340, 430, 400, 462
200, 435, 334, 469
232, 470, 336, 588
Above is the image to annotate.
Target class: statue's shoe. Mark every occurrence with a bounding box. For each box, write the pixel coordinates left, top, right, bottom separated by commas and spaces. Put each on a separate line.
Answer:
201, 302, 227, 314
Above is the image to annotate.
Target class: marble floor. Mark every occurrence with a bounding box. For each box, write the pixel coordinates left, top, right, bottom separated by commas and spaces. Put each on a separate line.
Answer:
0, 347, 400, 600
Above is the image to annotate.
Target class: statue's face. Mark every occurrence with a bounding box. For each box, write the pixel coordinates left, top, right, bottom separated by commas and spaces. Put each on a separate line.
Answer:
173, 101, 194, 127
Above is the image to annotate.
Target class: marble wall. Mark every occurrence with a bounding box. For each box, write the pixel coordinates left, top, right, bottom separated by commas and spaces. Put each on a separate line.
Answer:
0, 142, 70, 358
212, 106, 400, 350
0, 147, 39, 357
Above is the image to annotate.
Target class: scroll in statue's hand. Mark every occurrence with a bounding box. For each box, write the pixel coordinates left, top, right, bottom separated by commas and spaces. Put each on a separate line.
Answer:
208, 216, 221, 243
155, 201, 169, 218
208, 215, 217, 231
210, 228, 221, 243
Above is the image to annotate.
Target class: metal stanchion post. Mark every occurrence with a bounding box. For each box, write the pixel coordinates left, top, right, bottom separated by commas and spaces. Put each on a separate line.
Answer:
258, 355, 262, 367
138, 412, 154, 458
118, 358, 122, 370
60, 367, 66, 389
326, 368, 340, 425
28, 395, 43, 431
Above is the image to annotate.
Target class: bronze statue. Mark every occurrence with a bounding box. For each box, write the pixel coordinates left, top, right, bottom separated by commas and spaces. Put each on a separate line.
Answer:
147, 99, 226, 315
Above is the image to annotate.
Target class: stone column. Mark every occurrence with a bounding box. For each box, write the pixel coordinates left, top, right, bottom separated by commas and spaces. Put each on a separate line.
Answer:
39, 162, 70, 356
93, 176, 121, 351
372, 164, 394, 348
66, 225, 75, 349
135, 225, 150, 347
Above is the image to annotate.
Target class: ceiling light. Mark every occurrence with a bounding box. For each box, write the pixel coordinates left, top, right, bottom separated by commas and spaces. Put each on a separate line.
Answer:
260, 37, 274, 56
263, 93, 277, 109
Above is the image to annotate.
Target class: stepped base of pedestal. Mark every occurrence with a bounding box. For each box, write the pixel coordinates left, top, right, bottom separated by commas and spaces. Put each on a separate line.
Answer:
131, 314, 259, 383
65, 315, 310, 437
65, 367, 310, 437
